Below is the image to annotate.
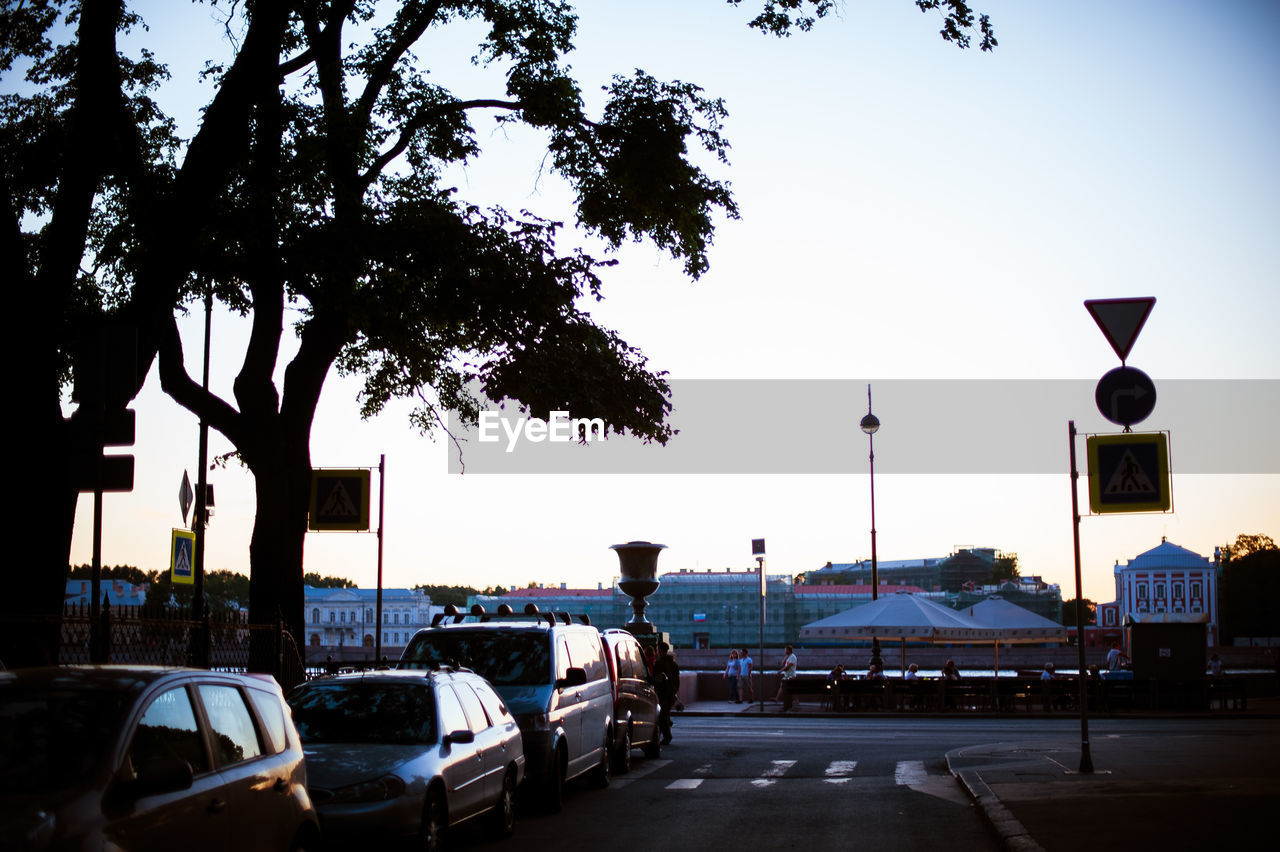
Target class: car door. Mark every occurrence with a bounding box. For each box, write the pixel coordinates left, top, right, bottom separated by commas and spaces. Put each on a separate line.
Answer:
452, 681, 506, 803
195, 683, 295, 852
551, 634, 584, 772
105, 684, 230, 852
436, 684, 486, 821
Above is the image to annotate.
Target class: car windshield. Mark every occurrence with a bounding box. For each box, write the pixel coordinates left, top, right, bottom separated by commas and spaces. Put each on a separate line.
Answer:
288, 681, 436, 745
0, 681, 135, 794
400, 631, 551, 686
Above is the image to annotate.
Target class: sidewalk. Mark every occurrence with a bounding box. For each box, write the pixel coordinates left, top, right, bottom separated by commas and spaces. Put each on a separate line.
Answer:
676, 696, 1280, 851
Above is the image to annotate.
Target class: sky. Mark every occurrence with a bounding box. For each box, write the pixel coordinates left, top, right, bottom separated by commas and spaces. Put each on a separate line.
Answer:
61, 0, 1278, 606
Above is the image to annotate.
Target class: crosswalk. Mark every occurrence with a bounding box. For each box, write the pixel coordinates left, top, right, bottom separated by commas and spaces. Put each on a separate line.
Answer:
612, 758, 950, 796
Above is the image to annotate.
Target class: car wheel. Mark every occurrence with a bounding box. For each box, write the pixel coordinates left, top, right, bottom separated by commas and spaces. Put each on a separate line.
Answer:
591, 730, 612, 788
541, 748, 566, 813
489, 768, 516, 837
421, 788, 446, 852
642, 735, 661, 760
613, 725, 632, 775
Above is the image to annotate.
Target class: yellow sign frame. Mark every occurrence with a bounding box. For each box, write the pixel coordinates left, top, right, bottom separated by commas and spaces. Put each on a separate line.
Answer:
170, 528, 196, 584
309, 469, 371, 531
1086, 432, 1171, 514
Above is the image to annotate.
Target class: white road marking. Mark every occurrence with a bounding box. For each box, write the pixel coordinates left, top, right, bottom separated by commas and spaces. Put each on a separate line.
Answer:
825, 760, 858, 777
666, 778, 703, 790
610, 759, 671, 789
693, 763, 713, 775
895, 760, 927, 786
761, 760, 797, 777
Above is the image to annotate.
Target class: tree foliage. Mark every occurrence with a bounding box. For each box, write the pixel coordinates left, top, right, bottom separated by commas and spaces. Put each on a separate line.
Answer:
1220, 533, 1277, 564
303, 572, 357, 588
414, 583, 509, 608
4, 0, 995, 668
1219, 535, 1280, 642
1061, 597, 1097, 627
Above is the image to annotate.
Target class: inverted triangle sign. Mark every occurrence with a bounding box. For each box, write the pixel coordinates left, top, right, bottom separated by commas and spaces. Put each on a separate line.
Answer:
1084, 297, 1155, 363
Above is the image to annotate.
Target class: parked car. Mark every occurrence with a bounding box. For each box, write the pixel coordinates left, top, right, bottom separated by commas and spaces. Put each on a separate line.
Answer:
286, 668, 523, 849
399, 612, 613, 811
0, 665, 318, 852
599, 629, 662, 772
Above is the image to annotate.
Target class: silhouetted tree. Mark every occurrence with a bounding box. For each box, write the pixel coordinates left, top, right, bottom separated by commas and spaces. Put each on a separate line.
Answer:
1061, 597, 1097, 626
4, 1, 995, 667
1219, 534, 1279, 643
303, 573, 358, 589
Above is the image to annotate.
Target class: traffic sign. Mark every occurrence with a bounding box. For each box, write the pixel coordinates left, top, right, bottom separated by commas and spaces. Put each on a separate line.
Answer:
1095, 366, 1157, 427
179, 471, 194, 524
1084, 297, 1155, 363
171, 528, 196, 584
1086, 432, 1171, 514
309, 469, 371, 531
72, 453, 134, 493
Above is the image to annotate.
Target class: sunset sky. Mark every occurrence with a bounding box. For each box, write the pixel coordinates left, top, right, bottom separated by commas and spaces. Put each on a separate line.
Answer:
63, 1, 1278, 604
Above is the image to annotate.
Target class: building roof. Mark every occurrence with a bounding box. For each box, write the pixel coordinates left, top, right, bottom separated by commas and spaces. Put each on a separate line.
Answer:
794, 584, 927, 596
1116, 539, 1211, 572
499, 587, 613, 598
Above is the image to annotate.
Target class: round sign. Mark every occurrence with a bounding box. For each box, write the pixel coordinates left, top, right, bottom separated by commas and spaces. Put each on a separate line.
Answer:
1095, 366, 1156, 427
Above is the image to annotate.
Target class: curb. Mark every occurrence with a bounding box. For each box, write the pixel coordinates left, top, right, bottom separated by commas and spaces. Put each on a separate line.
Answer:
952, 767, 1044, 852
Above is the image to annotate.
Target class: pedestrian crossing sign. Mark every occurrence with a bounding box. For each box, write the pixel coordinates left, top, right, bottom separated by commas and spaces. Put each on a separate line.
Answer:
309, 469, 371, 531
1086, 432, 1171, 514
171, 528, 196, 584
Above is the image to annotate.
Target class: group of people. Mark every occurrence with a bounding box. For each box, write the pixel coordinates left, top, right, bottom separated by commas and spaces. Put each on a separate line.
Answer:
721, 648, 756, 703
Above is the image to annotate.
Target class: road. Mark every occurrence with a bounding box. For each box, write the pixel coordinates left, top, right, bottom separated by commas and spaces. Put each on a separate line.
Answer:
443, 715, 1278, 851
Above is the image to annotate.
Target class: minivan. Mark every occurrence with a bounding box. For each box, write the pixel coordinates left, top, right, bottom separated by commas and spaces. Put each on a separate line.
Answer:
399, 610, 613, 811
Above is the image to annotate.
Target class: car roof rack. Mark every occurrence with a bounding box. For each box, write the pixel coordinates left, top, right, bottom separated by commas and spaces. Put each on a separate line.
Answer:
427, 603, 592, 628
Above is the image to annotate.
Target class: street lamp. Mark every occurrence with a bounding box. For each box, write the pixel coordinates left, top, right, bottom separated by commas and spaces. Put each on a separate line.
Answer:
860, 385, 883, 671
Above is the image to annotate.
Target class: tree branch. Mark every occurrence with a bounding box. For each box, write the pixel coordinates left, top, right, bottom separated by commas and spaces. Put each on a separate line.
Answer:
158, 314, 244, 446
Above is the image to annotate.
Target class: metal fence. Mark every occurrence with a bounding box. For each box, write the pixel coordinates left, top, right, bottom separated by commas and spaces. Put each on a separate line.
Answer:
11, 601, 306, 690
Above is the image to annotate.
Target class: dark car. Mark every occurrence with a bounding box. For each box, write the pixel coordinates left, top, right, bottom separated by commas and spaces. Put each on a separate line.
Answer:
286, 668, 523, 849
0, 665, 319, 852
599, 629, 661, 772
399, 612, 614, 811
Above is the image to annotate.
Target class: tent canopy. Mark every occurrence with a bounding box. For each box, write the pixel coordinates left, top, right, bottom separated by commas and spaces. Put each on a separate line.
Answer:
963, 595, 1067, 644
799, 591, 996, 642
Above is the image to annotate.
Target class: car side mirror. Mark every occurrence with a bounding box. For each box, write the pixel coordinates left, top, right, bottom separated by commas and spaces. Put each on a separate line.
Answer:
443, 729, 475, 746
556, 667, 587, 689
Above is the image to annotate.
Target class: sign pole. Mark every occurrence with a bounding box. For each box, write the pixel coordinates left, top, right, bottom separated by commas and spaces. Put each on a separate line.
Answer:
1068, 421, 1094, 774
375, 454, 386, 664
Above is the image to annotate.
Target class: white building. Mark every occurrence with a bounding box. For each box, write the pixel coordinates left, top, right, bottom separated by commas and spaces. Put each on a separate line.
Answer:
1096, 538, 1219, 645
304, 586, 439, 652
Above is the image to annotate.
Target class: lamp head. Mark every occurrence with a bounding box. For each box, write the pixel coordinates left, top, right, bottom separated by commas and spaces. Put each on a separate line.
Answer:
859, 412, 880, 435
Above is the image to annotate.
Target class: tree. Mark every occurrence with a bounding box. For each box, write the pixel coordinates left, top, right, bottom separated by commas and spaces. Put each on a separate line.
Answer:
303, 572, 357, 589
5, 1, 995, 668
1061, 598, 1096, 627
989, 553, 1020, 584
1218, 534, 1280, 643
67, 564, 151, 586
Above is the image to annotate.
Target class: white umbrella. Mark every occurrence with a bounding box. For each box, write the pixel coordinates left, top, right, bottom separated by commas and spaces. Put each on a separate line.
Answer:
799, 591, 997, 675
963, 595, 1067, 675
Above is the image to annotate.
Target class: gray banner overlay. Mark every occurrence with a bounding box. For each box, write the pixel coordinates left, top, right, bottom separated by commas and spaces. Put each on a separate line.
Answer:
444, 380, 1279, 474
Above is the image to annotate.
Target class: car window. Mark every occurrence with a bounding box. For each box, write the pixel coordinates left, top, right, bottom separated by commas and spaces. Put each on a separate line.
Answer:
567, 632, 607, 682
554, 636, 571, 681
471, 681, 512, 724
131, 685, 210, 776
198, 685, 262, 767
288, 681, 435, 744
452, 682, 491, 731
618, 640, 641, 680
436, 685, 470, 738
246, 688, 289, 754
401, 630, 551, 686
0, 682, 135, 795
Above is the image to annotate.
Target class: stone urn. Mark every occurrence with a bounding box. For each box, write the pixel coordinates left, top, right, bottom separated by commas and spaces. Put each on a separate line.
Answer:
611, 541, 666, 634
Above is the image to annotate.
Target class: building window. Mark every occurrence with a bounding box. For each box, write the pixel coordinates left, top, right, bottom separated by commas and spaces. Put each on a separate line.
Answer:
329, 611, 335, 623
393, 613, 399, 625
1173, 582, 1184, 601
312, 608, 320, 624
1137, 583, 1148, 600
340, 611, 346, 624
366, 608, 373, 622
1192, 581, 1202, 599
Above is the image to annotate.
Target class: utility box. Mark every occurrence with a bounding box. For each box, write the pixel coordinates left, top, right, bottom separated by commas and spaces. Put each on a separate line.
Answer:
1129, 619, 1207, 680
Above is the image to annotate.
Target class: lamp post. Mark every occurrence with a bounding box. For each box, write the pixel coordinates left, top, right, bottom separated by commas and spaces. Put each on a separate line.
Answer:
860, 385, 883, 671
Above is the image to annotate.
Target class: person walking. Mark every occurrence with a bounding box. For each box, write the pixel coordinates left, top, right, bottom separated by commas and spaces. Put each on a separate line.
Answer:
654, 642, 680, 745
724, 649, 741, 703
775, 644, 798, 710
739, 648, 754, 703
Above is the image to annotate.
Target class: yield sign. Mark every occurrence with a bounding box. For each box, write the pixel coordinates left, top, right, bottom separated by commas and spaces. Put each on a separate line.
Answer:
1084, 297, 1155, 363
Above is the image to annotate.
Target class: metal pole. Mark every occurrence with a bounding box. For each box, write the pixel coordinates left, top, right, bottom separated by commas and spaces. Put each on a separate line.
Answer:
1068, 421, 1094, 773
192, 291, 212, 665
375, 454, 385, 664
758, 556, 765, 713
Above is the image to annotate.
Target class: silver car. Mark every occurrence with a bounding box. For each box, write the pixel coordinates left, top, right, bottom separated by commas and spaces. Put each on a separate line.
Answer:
0, 666, 319, 852
286, 668, 523, 849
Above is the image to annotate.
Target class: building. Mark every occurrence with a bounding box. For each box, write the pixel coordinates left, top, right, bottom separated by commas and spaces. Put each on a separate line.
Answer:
1095, 539, 1219, 645
303, 586, 439, 655
807, 547, 1017, 593
65, 578, 149, 608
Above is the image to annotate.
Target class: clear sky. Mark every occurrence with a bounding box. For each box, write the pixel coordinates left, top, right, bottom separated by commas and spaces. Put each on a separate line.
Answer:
66, 1, 1278, 605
